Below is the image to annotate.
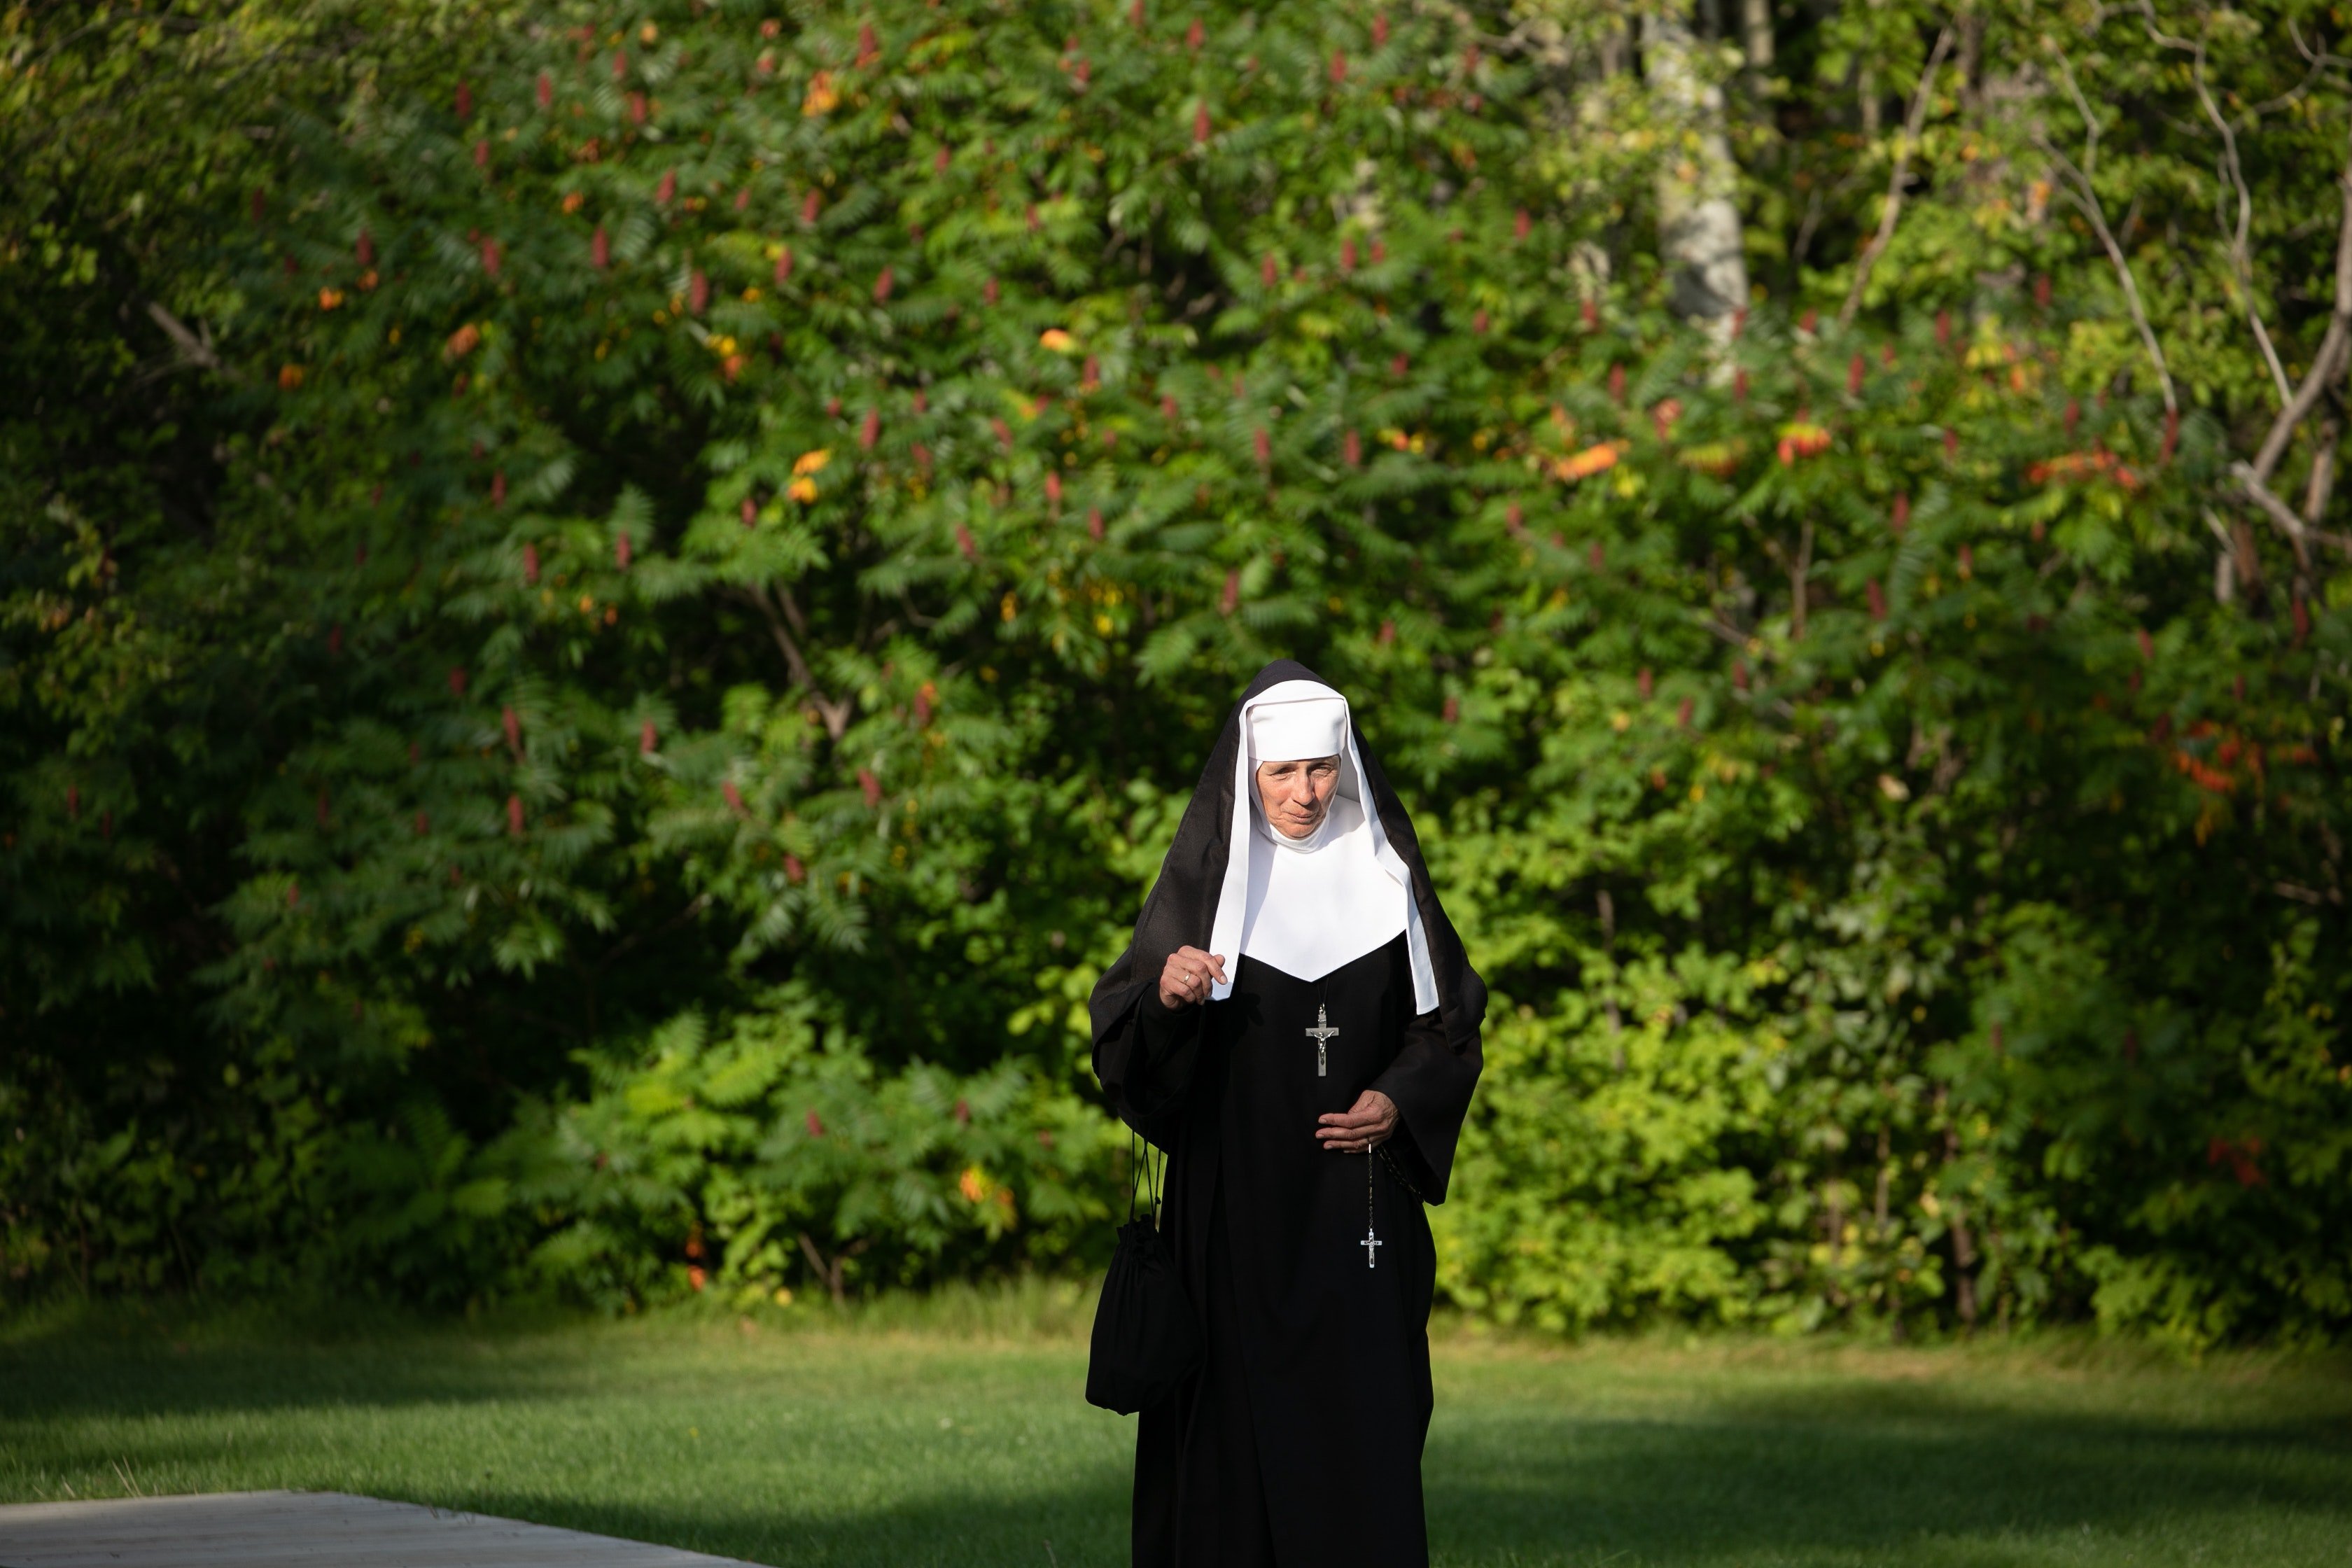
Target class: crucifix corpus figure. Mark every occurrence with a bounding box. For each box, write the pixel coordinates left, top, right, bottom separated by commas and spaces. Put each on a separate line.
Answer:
1306, 1004, 1338, 1077
1091, 661, 1488, 1568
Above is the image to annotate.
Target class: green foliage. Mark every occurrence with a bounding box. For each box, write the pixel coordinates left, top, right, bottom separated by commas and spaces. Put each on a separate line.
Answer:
5, 0, 2351, 1344
460, 993, 1122, 1309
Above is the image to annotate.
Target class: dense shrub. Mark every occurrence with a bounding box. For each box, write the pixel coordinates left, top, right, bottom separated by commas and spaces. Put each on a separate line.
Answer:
6, 0, 2349, 1341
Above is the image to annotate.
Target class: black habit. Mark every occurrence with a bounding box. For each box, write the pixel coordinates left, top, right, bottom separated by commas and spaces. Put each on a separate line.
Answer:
1090, 660, 1487, 1568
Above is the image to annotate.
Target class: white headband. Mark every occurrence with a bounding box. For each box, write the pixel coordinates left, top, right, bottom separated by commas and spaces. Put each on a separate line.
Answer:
1247, 696, 1349, 764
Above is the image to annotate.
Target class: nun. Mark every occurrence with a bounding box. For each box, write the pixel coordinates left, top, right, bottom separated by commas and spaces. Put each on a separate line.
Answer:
1089, 659, 1488, 1568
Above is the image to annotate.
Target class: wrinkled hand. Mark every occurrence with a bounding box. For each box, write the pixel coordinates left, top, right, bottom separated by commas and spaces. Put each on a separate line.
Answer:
1158, 946, 1227, 1009
1317, 1089, 1398, 1154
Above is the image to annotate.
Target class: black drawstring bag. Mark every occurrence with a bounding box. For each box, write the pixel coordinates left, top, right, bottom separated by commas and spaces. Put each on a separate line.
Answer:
1085, 1135, 1202, 1414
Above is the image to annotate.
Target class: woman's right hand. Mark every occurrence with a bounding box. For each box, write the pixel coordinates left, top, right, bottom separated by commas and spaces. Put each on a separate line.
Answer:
1158, 946, 1227, 1009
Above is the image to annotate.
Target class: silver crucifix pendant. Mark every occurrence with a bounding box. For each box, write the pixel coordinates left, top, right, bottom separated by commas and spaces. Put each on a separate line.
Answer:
1361, 1225, 1382, 1268
1305, 1004, 1338, 1077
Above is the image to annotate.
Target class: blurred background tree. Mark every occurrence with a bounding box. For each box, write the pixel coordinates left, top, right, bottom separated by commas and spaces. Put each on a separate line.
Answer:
4, 0, 2347, 1345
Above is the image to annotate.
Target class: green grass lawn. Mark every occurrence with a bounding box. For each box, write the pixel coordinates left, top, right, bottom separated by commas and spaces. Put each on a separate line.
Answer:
3, 1289, 2348, 1567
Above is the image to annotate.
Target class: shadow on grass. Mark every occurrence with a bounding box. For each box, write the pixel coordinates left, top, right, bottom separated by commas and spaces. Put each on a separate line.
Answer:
1425, 1398, 2352, 1565
407, 1401, 2352, 1568
444, 1487, 1132, 1568
0, 1340, 567, 1420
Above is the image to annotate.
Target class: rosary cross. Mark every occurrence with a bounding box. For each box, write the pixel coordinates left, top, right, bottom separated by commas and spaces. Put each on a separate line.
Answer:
1359, 1225, 1382, 1268
1305, 1004, 1339, 1078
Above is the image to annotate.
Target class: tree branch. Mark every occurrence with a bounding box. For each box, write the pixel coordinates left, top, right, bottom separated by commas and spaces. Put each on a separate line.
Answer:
2035, 48, 2178, 413
1793, 517, 1814, 641
2202, 507, 2238, 603
2155, 17, 2293, 405
2192, 62, 2286, 404
1840, 26, 1954, 329
2305, 415, 2340, 527
2231, 461, 2352, 561
142, 300, 234, 379
797, 1231, 871, 1306
730, 584, 853, 740
2248, 160, 2352, 489
774, 583, 813, 639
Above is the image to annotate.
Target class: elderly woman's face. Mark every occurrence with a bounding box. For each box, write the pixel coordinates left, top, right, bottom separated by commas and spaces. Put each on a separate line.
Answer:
1256, 755, 1341, 839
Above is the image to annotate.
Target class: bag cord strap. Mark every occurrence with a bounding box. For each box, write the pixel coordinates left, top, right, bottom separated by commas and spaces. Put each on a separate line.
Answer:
1126, 1129, 1163, 1226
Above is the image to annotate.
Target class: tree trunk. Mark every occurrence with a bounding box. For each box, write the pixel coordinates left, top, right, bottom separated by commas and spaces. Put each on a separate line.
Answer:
1742, 0, 1773, 71
1942, 1121, 1980, 1330
1948, 1203, 1980, 1328
1644, 6, 1751, 328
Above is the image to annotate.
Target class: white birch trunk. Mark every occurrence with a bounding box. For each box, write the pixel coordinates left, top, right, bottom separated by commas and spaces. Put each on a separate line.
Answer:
1644, 7, 1751, 328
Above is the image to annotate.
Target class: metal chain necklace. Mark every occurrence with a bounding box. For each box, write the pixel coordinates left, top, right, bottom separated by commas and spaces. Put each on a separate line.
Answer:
1312, 980, 1380, 1268
1306, 979, 1380, 1267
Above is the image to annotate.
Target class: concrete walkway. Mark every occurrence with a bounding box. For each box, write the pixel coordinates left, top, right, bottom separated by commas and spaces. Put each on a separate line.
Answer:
0, 1490, 760, 1568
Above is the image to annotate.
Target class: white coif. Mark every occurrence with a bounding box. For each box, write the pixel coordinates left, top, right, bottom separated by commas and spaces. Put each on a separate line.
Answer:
1205, 680, 1438, 1009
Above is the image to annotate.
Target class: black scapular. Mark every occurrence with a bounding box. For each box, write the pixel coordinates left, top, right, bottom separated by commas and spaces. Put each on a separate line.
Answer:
1085, 1135, 1202, 1414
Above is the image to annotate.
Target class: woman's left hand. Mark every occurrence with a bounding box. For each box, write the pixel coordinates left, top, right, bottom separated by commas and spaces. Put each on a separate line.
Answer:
1317, 1090, 1398, 1154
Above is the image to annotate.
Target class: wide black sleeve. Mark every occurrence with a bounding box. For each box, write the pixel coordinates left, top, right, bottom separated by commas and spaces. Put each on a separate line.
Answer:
1093, 986, 1208, 1152
1370, 1006, 1480, 1204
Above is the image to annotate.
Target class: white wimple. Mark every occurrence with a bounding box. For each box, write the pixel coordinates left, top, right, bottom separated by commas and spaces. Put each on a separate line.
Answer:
1204, 679, 1437, 1011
